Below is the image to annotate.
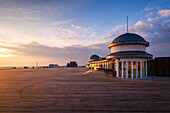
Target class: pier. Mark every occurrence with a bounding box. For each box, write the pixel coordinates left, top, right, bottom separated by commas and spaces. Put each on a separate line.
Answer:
0, 68, 170, 112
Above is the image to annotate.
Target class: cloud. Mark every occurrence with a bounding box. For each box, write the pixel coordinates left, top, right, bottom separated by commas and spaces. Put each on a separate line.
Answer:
112, 25, 123, 33
146, 12, 154, 17
0, 0, 95, 48
2, 15, 168, 65
129, 17, 170, 57
147, 20, 170, 57
147, 17, 160, 22
129, 21, 155, 38
0, 13, 99, 48
0, 0, 80, 21
100, 24, 125, 41
0, 1, 169, 66
0, 0, 100, 48
158, 9, 170, 17
0, 48, 16, 57
0, 0, 105, 65
144, 7, 153, 12
0, 41, 110, 66
134, 21, 153, 27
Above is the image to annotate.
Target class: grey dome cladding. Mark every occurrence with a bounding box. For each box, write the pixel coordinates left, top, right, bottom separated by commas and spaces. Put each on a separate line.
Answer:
90, 54, 100, 60
111, 33, 149, 46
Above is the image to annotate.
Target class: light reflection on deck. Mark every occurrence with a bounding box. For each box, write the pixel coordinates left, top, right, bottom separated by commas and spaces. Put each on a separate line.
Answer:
83, 70, 93, 74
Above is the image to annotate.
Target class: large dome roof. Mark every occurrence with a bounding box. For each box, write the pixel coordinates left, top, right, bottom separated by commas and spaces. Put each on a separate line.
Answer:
112, 33, 146, 43
89, 54, 100, 60
109, 33, 149, 48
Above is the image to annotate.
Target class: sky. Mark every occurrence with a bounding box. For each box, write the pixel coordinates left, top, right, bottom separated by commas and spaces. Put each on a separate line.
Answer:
0, 0, 170, 66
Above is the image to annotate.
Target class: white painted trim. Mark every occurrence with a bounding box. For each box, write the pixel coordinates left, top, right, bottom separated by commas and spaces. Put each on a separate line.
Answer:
111, 45, 146, 53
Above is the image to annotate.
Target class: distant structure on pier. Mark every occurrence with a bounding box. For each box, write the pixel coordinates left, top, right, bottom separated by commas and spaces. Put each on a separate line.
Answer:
49, 64, 59, 68
67, 61, 78, 67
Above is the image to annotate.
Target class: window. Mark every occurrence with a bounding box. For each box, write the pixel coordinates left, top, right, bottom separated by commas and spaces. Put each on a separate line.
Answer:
128, 62, 131, 78
123, 61, 126, 78
133, 61, 136, 78
138, 62, 140, 78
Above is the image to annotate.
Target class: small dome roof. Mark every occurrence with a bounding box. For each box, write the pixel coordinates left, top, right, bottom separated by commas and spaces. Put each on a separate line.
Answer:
90, 54, 100, 60
109, 33, 149, 48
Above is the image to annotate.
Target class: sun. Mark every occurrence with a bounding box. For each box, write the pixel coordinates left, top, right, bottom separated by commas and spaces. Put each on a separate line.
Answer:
0, 48, 14, 57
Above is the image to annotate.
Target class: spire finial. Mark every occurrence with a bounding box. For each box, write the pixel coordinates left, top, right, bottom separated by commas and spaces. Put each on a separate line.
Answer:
127, 16, 128, 33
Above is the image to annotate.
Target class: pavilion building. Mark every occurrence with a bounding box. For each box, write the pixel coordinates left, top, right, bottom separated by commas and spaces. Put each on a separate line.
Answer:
89, 33, 153, 79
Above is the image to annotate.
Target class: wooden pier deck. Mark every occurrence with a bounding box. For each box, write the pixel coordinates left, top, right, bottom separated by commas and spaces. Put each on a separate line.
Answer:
0, 68, 170, 113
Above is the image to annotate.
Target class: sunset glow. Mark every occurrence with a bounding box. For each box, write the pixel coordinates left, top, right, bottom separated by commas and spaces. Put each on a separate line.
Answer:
0, 48, 15, 57
0, 0, 169, 66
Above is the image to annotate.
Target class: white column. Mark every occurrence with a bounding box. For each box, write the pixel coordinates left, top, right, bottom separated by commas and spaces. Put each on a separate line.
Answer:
116, 59, 119, 78
122, 61, 123, 78
146, 61, 147, 78
131, 61, 133, 79
126, 61, 128, 78
140, 61, 142, 79
136, 61, 138, 79
107, 62, 109, 69
108, 62, 109, 69
106, 62, 107, 69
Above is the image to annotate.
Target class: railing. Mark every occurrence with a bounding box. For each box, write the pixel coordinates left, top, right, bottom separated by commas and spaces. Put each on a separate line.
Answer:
147, 57, 170, 77
0, 66, 85, 70
0, 66, 49, 70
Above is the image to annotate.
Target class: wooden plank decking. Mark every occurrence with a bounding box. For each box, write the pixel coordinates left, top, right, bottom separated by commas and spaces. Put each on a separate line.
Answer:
0, 68, 170, 113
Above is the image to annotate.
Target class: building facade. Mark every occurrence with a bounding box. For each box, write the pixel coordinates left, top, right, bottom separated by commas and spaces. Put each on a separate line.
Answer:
67, 61, 78, 67
89, 33, 153, 79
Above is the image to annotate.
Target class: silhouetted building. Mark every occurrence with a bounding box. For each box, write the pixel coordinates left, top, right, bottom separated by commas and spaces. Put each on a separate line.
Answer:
67, 61, 78, 67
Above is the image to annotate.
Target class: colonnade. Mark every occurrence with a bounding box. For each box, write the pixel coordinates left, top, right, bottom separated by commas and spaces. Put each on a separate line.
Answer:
90, 59, 147, 79
90, 60, 114, 70
116, 60, 147, 79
